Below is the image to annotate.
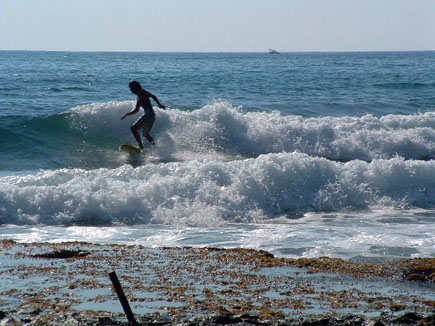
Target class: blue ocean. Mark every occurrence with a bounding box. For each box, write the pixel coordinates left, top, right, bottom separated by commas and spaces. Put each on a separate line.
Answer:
1, 51, 434, 261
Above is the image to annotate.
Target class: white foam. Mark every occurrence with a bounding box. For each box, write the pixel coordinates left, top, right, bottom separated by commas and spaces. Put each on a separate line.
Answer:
2, 211, 433, 260
66, 101, 435, 162
1, 153, 435, 226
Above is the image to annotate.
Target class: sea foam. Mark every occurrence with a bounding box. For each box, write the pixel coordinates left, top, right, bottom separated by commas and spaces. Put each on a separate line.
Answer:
68, 101, 435, 162
1, 153, 434, 226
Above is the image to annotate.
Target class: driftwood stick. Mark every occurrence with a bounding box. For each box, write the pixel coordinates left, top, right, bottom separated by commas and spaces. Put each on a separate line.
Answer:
109, 271, 138, 325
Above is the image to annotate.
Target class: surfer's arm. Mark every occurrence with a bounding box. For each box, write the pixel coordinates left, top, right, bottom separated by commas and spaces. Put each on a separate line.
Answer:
149, 93, 166, 110
121, 102, 140, 120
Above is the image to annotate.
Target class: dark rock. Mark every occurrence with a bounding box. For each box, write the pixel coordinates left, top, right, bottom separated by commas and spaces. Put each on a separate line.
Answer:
393, 312, 422, 325
98, 316, 119, 325
239, 314, 264, 325
258, 250, 275, 258
405, 273, 425, 281
33, 249, 89, 259
372, 322, 384, 326
342, 316, 364, 326
301, 318, 330, 326
213, 315, 243, 324
423, 314, 435, 326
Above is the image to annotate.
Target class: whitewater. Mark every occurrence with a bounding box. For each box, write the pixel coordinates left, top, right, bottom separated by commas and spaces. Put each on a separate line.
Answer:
0, 51, 434, 261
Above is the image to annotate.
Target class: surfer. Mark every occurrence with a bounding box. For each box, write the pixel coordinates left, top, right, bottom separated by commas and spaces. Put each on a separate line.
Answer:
121, 81, 166, 149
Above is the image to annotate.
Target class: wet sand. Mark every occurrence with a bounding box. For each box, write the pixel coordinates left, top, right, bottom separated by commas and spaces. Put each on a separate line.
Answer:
0, 240, 434, 325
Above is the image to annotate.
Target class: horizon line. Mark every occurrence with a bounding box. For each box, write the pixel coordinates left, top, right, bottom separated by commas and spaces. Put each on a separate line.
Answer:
1, 49, 434, 54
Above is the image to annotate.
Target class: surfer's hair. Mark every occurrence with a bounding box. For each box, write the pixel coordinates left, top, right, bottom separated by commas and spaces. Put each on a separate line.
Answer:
129, 81, 142, 92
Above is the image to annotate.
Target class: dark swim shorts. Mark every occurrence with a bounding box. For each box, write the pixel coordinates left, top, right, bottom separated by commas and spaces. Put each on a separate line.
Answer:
133, 113, 155, 135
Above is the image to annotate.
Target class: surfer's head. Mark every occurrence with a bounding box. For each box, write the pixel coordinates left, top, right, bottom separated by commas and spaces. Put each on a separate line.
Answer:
129, 81, 142, 94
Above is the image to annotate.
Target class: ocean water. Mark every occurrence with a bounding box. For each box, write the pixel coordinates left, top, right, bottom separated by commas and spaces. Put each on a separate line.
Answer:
1, 51, 434, 261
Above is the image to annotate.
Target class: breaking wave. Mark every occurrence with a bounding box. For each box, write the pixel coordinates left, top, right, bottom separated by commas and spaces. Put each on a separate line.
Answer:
1, 153, 435, 226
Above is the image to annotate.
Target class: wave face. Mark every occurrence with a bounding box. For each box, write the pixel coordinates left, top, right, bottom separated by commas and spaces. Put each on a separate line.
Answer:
1, 101, 434, 172
1, 152, 435, 226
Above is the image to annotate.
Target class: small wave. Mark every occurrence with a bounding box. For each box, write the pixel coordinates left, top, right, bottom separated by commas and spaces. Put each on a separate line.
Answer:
49, 87, 63, 92
1, 153, 435, 226
48, 86, 94, 93
373, 82, 435, 89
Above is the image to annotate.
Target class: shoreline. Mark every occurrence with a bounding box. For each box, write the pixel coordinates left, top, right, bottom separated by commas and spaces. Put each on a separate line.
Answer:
0, 240, 434, 325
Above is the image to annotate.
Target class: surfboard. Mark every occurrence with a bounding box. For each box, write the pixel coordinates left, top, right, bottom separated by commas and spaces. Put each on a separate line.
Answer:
120, 144, 141, 154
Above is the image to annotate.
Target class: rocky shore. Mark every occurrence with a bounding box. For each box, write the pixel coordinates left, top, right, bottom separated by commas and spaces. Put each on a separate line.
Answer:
1, 305, 434, 325
0, 240, 434, 325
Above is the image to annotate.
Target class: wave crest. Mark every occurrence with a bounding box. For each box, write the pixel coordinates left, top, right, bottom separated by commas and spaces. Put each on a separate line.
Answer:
69, 100, 435, 161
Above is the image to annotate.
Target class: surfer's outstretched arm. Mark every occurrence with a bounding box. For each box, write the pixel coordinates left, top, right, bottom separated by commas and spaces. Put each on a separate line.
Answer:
121, 102, 140, 120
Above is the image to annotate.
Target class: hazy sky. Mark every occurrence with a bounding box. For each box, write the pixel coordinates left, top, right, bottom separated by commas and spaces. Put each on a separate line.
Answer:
1, 0, 434, 52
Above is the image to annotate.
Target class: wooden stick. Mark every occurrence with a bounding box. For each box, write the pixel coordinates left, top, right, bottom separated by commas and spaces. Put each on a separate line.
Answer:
109, 271, 138, 325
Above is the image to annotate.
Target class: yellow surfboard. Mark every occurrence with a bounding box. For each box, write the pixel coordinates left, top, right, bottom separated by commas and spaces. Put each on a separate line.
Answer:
120, 144, 141, 154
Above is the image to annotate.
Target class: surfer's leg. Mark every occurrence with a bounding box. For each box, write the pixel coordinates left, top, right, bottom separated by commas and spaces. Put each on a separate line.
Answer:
144, 133, 154, 145
131, 126, 144, 149
142, 115, 156, 145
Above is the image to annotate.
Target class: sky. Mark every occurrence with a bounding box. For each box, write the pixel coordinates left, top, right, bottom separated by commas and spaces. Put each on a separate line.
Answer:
1, 0, 434, 52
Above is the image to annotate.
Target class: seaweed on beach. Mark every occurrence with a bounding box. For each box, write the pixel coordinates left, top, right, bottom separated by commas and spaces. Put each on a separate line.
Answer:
0, 240, 434, 326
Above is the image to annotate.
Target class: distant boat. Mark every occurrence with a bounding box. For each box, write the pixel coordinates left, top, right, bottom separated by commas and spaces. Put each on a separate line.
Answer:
269, 49, 279, 54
